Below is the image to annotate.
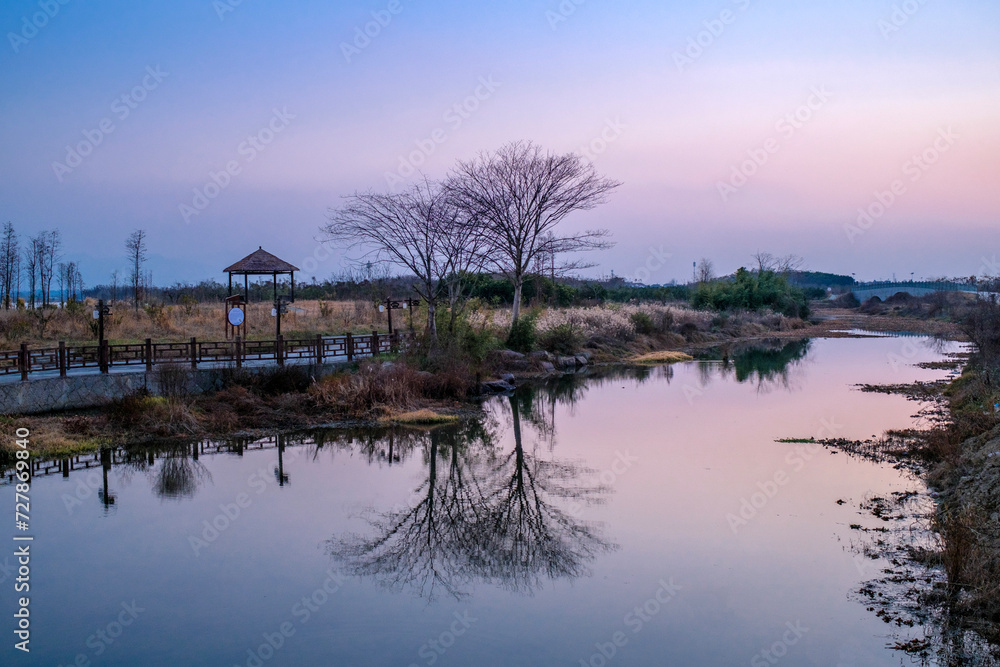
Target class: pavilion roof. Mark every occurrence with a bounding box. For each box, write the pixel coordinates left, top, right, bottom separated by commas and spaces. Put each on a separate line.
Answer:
223, 247, 300, 274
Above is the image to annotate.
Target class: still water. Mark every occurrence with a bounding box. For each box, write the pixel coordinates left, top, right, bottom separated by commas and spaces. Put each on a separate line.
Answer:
1, 337, 966, 666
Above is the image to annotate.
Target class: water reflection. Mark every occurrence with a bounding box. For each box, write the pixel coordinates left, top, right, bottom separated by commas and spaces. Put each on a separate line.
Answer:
693, 338, 811, 393
327, 392, 615, 600
114, 443, 214, 501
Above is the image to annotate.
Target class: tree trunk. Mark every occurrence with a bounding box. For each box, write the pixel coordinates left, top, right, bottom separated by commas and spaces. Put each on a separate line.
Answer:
426, 300, 437, 340
511, 280, 523, 322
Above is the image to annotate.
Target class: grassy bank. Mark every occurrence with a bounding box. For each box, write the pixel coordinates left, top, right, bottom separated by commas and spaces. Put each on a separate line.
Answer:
1, 296, 975, 463
1, 302, 809, 459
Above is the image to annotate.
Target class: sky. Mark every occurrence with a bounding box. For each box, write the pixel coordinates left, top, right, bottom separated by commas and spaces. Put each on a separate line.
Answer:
1, 0, 998, 287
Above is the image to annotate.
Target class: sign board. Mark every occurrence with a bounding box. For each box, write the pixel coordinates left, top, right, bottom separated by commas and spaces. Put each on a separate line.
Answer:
227, 307, 245, 327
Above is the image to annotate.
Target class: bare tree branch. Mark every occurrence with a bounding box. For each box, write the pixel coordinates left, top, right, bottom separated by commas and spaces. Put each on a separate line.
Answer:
445, 141, 619, 322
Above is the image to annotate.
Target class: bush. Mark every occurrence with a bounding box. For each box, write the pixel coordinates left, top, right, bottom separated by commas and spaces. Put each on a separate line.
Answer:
221, 364, 315, 396
692, 268, 810, 318
630, 312, 656, 335
538, 323, 584, 355
505, 314, 537, 353
833, 292, 861, 308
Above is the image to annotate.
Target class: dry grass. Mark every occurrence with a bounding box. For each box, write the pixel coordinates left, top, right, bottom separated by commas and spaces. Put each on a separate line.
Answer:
630, 351, 694, 365
0, 299, 387, 347
381, 409, 460, 425
309, 360, 426, 419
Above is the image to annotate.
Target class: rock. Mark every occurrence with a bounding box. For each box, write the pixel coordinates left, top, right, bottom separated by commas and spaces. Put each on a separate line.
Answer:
530, 350, 554, 362
556, 356, 577, 369
580, 351, 593, 362
539, 361, 555, 373
482, 380, 515, 393
575, 355, 589, 366
500, 373, 516, 384
498, 349, 525, 361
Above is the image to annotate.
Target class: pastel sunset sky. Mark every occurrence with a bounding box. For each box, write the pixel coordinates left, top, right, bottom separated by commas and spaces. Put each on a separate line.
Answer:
2, 0, 998, 284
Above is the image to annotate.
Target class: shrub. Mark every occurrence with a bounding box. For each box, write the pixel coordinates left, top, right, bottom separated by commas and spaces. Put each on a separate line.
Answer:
692, 268, 810, 318
220, 364, 315, 396
833, 292, 861, 308
538, 323, 584, 355
310, 360, 423, 417
630, 311, 656, 335
505, 314, 537, 353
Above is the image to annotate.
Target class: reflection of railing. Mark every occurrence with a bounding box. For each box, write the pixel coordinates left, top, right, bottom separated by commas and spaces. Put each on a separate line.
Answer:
1, 433, 308, 485
0, 330, 413, 381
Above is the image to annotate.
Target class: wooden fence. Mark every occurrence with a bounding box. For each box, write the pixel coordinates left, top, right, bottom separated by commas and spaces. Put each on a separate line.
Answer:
0, 330, 413, 381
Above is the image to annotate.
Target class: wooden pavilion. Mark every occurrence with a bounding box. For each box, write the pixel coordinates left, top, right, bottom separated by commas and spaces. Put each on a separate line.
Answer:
223, 246, 300, 302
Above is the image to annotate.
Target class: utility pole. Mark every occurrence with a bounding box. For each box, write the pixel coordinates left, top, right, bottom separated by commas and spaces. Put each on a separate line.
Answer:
94, 299, 111, 373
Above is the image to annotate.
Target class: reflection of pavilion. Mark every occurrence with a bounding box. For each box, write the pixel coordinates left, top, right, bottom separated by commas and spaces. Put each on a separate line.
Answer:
328, 391, 615, 600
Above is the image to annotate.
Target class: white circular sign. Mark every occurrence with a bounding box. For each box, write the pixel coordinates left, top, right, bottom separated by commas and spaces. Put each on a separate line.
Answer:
227, 307, 245, 326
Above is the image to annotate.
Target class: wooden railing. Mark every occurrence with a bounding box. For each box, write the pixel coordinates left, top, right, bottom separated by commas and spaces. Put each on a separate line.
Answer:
0, 330, 413, 380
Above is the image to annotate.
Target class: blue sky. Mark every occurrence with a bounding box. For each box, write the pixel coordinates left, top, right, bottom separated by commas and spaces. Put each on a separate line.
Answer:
2, 0, 998, 286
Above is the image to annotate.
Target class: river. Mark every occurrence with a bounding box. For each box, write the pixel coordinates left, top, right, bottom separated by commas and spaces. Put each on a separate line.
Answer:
0, 335, 970, 666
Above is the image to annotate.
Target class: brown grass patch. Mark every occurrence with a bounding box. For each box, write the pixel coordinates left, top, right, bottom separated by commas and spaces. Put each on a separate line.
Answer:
630, 351, 694, 365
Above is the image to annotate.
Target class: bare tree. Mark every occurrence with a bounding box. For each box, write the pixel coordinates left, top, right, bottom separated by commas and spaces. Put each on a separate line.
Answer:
0, 222, 18, 310
438, 206, 489, 333
445, 141, 620, 322
57, 262, 68, 307
71, 263, 84, 301
125, 229, 148, 310
775, 254, 803, 275
324, 180, 474, 339
110, 269, 120, 304
696, 258, 715, 284
41, 229, 61, 307
752, 251, 803, 275
24, 233, 45, 309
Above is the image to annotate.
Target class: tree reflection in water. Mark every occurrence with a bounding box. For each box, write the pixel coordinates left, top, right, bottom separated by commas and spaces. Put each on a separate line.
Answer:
114, 443, 213, 501
690, 339, 812, 394
327, 389, 615, 601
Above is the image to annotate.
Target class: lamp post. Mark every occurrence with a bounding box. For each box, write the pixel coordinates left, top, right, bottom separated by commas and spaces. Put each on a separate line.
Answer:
93, 299, 112, 372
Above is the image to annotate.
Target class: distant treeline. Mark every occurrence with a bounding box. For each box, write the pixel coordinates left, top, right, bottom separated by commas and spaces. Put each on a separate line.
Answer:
81, 273, 694, 308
